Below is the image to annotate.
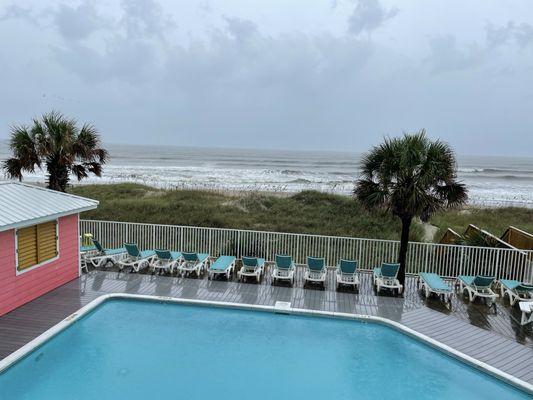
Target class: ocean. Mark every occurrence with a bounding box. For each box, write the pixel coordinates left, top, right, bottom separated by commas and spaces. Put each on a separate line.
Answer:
1, 142, 533, 207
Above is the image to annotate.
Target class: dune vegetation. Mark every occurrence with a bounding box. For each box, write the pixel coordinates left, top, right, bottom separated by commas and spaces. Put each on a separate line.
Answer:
70, 183, 533, 243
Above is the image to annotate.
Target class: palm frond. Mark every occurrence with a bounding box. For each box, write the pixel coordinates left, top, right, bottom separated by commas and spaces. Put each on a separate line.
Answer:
355, 130, 467, 219
3, 158, 24, 180
4, 111, 108, 191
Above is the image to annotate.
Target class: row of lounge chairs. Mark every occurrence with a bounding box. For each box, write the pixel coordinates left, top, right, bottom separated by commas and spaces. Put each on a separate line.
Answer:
80, 239, 533, 324
81, 240, 369, 289
419, 272, 533, 323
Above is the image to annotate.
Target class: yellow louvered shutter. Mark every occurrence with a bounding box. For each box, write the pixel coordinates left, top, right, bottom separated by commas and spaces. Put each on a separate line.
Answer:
17, 220, 58, 271
37, 221, 58, 263
17, 226, 38, 270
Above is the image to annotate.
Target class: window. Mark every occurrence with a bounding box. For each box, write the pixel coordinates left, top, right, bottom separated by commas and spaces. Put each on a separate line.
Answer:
16, 220, 58, 272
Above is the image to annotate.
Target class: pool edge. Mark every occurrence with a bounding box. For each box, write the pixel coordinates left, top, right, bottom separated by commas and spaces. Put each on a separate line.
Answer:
1, 293, 532, 395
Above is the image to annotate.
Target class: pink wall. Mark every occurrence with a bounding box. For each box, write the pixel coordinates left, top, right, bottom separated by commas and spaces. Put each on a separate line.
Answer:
0, 214, 80, 316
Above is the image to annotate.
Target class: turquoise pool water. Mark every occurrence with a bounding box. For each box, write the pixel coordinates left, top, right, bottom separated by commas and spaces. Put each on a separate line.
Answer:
0, 299, 530, 399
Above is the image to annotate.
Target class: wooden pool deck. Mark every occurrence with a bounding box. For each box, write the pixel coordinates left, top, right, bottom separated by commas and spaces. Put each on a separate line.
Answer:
1, 266, 532, 384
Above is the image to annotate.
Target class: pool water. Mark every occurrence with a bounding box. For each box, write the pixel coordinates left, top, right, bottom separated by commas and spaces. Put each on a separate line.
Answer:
0, 299, 530, 399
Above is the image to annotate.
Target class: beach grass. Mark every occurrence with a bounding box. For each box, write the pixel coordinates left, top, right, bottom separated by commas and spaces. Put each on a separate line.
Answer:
71, 183, 533, 242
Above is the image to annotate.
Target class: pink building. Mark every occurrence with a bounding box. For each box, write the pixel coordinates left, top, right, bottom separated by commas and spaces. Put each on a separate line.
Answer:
0, 182, 98, 316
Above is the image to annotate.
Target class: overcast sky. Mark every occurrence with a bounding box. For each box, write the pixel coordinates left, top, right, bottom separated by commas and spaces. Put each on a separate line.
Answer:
1, 0, 532, 155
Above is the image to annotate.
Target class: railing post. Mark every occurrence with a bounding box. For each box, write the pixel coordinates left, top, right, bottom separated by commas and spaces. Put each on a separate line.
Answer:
326, 236, 331, 265
209, 229, 213, 256
357, 239, 362, 268
266, 232, 270, 262
424, 244, 430, 274
236, 230, 241, 259
296, 235, 300, 264
98, 223, 102, 246
494, 249, 501, 280
459, 247, 465, 276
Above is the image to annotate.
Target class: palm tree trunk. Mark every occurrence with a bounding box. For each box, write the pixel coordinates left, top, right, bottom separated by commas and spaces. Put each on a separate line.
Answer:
46, 157, 69, 192
397, 216, 412, 286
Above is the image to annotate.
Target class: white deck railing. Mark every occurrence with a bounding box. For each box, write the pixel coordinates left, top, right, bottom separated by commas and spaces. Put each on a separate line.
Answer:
80, 220, 533, 282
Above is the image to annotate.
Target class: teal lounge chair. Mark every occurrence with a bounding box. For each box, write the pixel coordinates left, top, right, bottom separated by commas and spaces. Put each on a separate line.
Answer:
272, 255, 295, 286
304, 257, 326, 288
499, 279, 533, 306
456, 275, 498, 305
373, 263, 403, 295
152, 249, 182, 275
208, 256, 236, 280
238, 256, 265, 283
419, 272, 453, 305
336, 259, 359, 290
118, 243, 156, 272
85, 239, 127, 268
178, 252, 209, 277
80, 244, 97, 253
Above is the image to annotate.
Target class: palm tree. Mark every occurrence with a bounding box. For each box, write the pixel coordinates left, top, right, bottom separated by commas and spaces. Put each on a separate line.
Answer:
355, 130, 467, 286
3, 111, 108, 192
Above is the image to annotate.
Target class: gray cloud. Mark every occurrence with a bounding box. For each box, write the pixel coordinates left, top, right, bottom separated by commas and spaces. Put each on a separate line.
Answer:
347, 0, 399, 36
426, 35, 485, 73
52, 2, 108, 41
485, 21, 533, 49
48, 0, 176, 84
0, 4, 33, 21
515, 23, 533, 48
486, 22, 515, 48
224, 16, 258, 42
120, 0, 175, 39
0, 0, 533, 156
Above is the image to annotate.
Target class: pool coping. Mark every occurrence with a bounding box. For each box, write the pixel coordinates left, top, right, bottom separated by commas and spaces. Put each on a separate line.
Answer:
1, 293, 532, 395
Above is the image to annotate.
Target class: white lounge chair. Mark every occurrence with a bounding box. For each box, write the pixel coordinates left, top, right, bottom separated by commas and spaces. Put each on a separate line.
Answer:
335, 259, 359, 291
208, 256, 236, 280
519, 301, 533, 325
238, 256, 265, 283
80, 243, 97, 272
178, 252, 209, 278
272, 255, 295, 286
85, 239, 127, 269
304, 256, 326, 288
456, 275, 498, 305
151, 249, 181, 275
499, 279, 533, 306
373, 263, 403, 295
419, 272, 453, 306
118, 243, 156, 272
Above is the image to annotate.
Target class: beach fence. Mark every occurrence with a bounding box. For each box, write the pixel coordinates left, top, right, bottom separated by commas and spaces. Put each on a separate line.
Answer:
80, 220, 533, 282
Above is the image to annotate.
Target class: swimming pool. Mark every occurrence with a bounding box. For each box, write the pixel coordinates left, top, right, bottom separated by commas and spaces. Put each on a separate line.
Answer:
0, 298, 530, 399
